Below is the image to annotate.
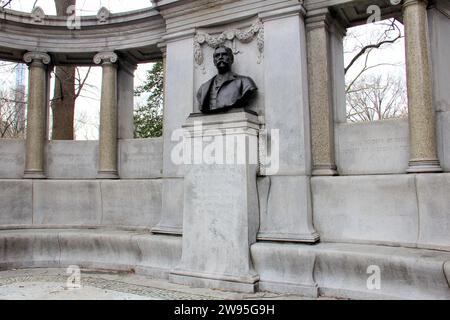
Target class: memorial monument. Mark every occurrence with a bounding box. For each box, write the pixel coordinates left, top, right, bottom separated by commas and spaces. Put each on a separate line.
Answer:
170, 44, 261, 292
0, 0, 449, 300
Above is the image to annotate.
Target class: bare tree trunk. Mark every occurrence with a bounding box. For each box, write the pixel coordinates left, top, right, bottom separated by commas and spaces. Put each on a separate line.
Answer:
51, 0, 76, 140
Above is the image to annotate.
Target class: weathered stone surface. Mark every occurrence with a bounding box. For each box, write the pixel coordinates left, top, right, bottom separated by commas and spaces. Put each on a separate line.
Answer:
152, 178, 184, 234
0, 140, 25, 179
252, 242, 450, 299
33, 181, 102, 226
330, 23, 346, 124
0, 229, 182, 279
258, 175, 318, 242
23, 54, 49, 179
101, 180, 162, 228
155, 35, 195, 235
58, 230, 138, 271
335, 119, 409, 175
416, 173, 450, 251
0, 180, 32, 225
311, 175, 419, 246
262, 13, 310, 175
171, 112, 260, 292
46, 141, 98, 179
313, 243, 450, 300
162, 36, 194, 178
429, 6, 450, 113
436, 111, 450, 171
135, 234, 182, 279
119, 139, 163, 179
251, 242, 317, 297
403, 0, 441, 172
117, 62, 136, 139
97, 56, 119, 179
0, 230, 60, 270
1, 229, 449, 299
306, 10, 337, 176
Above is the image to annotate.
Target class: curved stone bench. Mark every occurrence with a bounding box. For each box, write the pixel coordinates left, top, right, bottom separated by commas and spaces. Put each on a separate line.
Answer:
252, 242, 450, 300
1, 229, 449, 299
0, 229, 181, 279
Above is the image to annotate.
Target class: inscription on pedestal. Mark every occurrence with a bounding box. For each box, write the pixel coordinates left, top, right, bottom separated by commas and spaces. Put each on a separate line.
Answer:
171, 111, 260, 292
337, 121, 410, 174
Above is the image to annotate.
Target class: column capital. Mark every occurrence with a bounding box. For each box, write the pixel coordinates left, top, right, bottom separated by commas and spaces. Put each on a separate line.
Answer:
118, 56, 138, 76
305, 8, 331, 30
23, 51, 51, 65
157, 42, 167, 56
93, 51, 118, 65
403, 0, 428, 9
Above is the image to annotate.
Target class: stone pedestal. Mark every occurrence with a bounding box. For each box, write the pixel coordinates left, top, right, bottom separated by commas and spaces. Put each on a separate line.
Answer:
169, 111, 260, 293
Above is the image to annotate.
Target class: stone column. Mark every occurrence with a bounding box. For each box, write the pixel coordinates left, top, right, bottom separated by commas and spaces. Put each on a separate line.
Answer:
94, 52, 119, 179
23, 52, 51, 179
428, 0, 450, 171
403, 0, 442, 173
306, 9, 338, 176
159, 43, 167, 117
117, 58, 137, 139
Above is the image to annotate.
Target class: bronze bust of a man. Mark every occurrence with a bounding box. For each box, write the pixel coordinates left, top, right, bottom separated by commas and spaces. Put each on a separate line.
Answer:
197, 46, 257, 113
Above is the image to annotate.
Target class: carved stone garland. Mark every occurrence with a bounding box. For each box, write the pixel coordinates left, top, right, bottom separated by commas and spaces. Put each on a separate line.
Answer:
194, 20, 264, 73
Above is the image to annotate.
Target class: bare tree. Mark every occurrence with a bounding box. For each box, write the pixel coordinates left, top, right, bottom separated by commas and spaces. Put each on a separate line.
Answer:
1, 1, 96, 140
0, 89, 26, 138
344, 18, 407, 121
1, 0, 13, 9
346, 74, 407, 122
51, 0, 77, 140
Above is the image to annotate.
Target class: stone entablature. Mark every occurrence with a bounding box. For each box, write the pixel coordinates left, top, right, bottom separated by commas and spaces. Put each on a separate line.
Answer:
0, 0, 407, 64
0, 8, 165, 63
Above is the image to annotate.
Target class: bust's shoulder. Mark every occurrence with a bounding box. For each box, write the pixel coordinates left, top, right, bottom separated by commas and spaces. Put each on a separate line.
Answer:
199, 76, 215, 89
234, 73, 257, 89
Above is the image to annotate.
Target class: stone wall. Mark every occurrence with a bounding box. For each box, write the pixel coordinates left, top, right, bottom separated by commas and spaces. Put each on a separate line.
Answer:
0, 138, 163, 230
312, 174, 450, 251
0, 179, 162, 230
0, 138, 163, 180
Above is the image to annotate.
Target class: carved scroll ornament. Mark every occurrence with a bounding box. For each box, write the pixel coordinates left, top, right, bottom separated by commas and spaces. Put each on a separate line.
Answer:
194, 20, 264, 67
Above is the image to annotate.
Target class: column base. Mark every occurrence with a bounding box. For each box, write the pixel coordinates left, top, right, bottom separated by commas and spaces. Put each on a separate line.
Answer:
23, 170, 46, 179
257, 231, 320, 243
407, 160, 442, 173
151, 224, 182, 235
169, 269, 259, 293
97, 171, 119, 179
312, 165, 338, 176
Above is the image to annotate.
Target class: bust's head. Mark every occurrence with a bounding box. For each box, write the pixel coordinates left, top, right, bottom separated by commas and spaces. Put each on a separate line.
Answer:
213, 46, 234, 74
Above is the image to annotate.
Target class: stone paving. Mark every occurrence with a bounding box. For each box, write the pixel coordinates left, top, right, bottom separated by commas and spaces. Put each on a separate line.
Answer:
0, 268, 327, 300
